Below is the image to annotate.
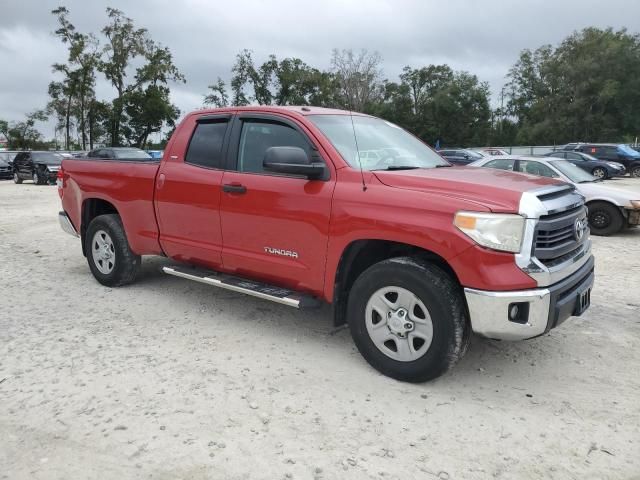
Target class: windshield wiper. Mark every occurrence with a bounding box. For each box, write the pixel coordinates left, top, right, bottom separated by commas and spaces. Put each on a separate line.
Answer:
372, 165, 421, 171
435, 164, 452, 168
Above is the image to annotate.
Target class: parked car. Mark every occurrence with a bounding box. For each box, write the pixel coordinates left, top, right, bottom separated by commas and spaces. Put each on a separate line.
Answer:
58, 106, 594, 382
87, 147, 153, 160
146, 150, 164, 159
12, 151, 64, 185
471, 155, 640, 235
0, 152, 15, 179
544, 150, 625, 179
560, 143, 640, 177
438, 148, 484, 165
0, 151, 19, 169
479, 147, 509, 156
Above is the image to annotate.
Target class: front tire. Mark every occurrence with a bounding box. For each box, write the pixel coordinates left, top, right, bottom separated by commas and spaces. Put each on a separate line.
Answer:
630, 164, 640, 178
347, 257, 470, 382
85, 214, 141, 287
13, 172, 22, 184
591, 167, 607, 179
32, 171, 43, 185
587, 201, 624, 236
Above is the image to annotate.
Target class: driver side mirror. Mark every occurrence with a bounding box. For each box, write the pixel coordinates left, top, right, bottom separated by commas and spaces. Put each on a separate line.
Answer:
263, 146, 327, 180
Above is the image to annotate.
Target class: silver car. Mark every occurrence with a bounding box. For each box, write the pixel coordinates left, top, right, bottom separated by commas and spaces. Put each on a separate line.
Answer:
470, 155, 640, 236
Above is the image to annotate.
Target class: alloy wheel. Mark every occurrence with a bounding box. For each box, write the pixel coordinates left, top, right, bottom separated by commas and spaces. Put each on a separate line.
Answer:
365, 286, 434, 362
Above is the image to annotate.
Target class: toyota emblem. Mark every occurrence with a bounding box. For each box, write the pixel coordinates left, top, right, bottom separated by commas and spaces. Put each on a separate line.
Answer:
574, 218, 588, 241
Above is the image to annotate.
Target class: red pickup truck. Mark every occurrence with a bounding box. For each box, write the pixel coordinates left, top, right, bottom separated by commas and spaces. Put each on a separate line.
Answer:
58, 106, 594, 382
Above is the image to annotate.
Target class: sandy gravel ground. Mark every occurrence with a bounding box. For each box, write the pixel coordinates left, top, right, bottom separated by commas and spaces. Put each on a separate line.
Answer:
1, 179, 639, 480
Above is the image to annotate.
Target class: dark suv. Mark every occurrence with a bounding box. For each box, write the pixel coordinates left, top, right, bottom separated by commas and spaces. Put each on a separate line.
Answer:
561, 143, 640, 177
0, 152, 17, 179
12, 151, 64, 185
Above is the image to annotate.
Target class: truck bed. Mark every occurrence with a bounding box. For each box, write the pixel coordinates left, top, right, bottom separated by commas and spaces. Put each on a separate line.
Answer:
61, 158, 164, 255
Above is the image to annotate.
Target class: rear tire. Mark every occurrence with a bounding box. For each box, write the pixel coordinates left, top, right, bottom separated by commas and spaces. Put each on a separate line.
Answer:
346, 257, 470, 382
85, 214, 141, 287
587, 201, 624, 236
13, 172, 22, 184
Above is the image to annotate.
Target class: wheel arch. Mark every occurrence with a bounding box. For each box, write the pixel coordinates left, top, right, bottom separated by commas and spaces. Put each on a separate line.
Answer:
331, 239, 462, 327
81, 198, 119, 256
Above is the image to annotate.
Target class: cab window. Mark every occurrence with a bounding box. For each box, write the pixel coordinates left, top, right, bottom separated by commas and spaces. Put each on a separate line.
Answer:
185, 120, 229, 169
237, 120, 311, 174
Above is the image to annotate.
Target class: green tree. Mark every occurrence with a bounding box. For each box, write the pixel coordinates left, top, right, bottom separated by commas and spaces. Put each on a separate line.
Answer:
123, 85, 179, 147
51, 6, 100, 150
375, 65, 491, 146
218, 50, 342, 107
204, 77, 229, 107
1, 111, 48, 149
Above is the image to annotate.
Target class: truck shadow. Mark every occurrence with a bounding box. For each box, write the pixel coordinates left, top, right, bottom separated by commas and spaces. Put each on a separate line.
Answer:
128, 256, 579, 388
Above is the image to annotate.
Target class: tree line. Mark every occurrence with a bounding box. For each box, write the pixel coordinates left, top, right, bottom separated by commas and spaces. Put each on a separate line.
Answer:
205, 27, 640, 148
1, 9, 639, 151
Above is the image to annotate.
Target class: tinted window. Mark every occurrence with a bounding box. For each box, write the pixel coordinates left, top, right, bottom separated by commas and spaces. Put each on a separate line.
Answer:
565, 152, 582, 160
32, 152, 63, 165
516, 160, 559, 178
548, 152, 565, 158
185, 121, 228, 169
238, 120, 310, 173
484, 159, 514, 171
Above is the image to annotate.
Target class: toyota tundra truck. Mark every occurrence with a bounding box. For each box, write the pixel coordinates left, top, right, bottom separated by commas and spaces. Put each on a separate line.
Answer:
57, 106, 594, 382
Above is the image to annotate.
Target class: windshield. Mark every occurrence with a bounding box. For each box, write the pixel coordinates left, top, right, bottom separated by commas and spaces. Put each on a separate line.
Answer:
617, 144, 640, 157
307, 115, 448, 170
32, 152, 63, 165
550, 160, 597, 183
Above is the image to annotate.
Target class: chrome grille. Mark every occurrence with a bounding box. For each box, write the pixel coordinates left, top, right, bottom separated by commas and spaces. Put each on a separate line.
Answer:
534, 206, 587, 265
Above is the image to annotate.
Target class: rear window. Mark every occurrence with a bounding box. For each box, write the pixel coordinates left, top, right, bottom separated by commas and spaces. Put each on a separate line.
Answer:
185, 120, 228, 169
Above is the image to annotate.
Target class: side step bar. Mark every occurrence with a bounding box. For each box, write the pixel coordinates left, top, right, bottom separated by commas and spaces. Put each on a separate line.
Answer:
163, 266, 321, 309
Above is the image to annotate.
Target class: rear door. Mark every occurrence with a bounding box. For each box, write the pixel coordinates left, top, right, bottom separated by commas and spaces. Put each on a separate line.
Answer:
154, 113, 232, 269
218, 112, 335, 292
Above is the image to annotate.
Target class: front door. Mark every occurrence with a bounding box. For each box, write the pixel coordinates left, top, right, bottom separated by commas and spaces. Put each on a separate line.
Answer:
219, 113, 335, 293
154, 114, 231, 269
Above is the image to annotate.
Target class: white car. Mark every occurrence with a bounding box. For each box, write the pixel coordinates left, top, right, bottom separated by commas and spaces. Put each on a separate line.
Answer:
470, 155, 640, 236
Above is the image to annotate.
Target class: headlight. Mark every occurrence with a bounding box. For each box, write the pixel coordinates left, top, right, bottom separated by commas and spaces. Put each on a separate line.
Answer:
454, 211, 525, 253
607, 163, 622, 168
630, 200, 640, 209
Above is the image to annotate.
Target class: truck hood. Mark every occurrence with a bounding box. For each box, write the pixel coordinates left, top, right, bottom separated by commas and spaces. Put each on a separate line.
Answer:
373, 166, 565, 213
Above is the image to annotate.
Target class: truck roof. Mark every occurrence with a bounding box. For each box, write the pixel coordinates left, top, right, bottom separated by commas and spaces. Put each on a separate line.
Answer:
191, 105, 371, 118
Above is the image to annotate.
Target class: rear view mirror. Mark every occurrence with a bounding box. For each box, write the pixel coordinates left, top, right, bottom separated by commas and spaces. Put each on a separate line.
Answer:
263, 146, 327, 180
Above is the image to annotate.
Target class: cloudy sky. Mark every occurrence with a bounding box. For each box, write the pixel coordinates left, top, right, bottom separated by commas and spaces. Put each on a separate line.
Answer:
2, 0, 639, 140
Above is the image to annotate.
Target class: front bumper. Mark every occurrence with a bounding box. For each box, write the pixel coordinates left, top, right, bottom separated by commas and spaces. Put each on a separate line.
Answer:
626, 208, 640, 226
465, 255, 594, 340
59, 211, 79, 237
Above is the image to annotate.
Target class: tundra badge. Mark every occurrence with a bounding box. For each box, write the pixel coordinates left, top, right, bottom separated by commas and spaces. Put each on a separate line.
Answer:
264, 247, 299, 259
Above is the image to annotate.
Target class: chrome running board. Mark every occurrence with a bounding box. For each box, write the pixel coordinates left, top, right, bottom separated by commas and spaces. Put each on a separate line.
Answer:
163, 266, 321, 309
